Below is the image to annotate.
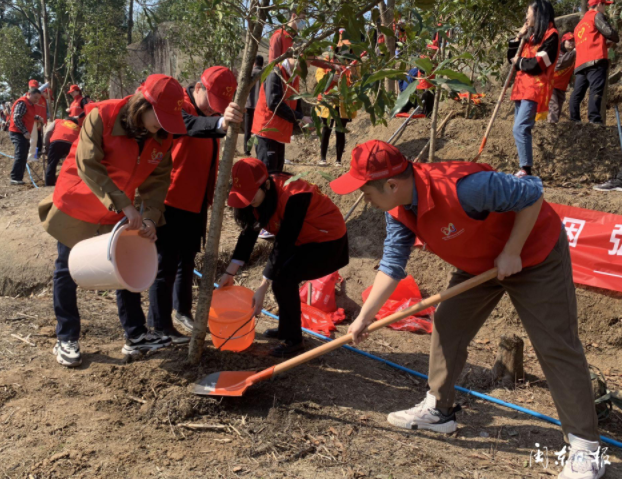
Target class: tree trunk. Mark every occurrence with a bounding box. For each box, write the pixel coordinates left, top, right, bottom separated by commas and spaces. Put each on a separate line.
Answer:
127, 0, 134, 45
465, 59, 476, 119
40, 0, 51, 83
379, 0, 397, 94
580, 0, 588, 14
428, 39, 445, 162
50, 23, 60, 118
188, 0, 270, 365
492, 334, 525, 385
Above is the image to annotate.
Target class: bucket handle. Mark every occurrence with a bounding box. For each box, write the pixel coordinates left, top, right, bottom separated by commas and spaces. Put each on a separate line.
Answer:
106, 217, 128, 262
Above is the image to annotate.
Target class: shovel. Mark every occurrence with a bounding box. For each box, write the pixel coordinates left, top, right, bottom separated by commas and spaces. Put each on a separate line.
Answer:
193, 267, 498, 397
471, 37, 526, 162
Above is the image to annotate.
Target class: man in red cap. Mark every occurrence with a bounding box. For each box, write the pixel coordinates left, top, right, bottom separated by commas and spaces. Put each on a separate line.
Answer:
268, 9, 306, 62
145, 66, 243, 343
569, 0, 619, 125
330, 141, 604, 479
9, 87, 43, 185
66, 85, 92, 126
548, 32, 576, 124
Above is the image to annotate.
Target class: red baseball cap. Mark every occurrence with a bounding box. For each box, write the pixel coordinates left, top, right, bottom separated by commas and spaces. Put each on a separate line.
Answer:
330, 140, 408, 195
588, 0, 613, 6
28, 79, 39, 88
228, 158, 269, 208
561, 32, 574, 43
67, 84, 81, 94
141, 74, 186, 135
201, 66, 237, 115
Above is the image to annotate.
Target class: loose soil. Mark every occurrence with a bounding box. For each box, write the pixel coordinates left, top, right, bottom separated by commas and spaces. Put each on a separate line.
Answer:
0, 91, 621, 478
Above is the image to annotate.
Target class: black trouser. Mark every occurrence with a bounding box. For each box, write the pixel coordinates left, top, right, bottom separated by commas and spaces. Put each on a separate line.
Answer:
255, 135, 285, 173
54, 242, 148, 341
45, 141, 71, 186
271, 234, 349, 343
9, 131, 30, 182
320, 118, 350, 163
569, 62, 608, 123
421, 90, 435, 117
244, 108, 255, 155
147, 239, 197, 330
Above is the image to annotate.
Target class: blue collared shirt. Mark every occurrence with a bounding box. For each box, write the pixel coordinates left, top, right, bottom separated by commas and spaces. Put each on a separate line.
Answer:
379, 172, 545, 280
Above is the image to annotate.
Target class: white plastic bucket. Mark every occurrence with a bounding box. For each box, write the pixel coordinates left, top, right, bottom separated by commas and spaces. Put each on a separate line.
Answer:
68, 225, 157, 293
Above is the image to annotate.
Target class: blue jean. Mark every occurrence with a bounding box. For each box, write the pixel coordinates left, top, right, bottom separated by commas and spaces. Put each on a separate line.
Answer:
54, 242, 148, 341
513, 100, 537, 168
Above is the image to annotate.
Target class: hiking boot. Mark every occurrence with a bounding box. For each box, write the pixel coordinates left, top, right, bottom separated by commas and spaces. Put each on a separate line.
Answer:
387, 391, 459, 433
174, 311, 194, 333
593, 178, 622, 192
558, 434, 605, 479
269, 340, 305, 357
10, 179, 25, 185
259, 229, 275, 240
263, 328, 279, 339
154, 327, 190, 345
53, 340, 82, 367
121, 331, 171, 355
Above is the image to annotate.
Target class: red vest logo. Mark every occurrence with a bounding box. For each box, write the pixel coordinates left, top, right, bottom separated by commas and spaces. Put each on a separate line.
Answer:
441, 222, 465, 240
149, 148, 164, 165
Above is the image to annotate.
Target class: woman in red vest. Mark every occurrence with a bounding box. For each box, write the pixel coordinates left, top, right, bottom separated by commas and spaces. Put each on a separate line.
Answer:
569, 0, 619, 124
219, 158, 349, 357
331, 140, 604, 480
42, 118, 81, 186
146, 66, 243, 343
507, 0, 558, 177
547, 32, 576, 124
38, 74, 186, 368
66, 85, 92, 126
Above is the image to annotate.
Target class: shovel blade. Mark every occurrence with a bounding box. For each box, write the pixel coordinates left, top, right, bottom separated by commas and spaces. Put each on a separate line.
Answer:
193, 367, 275, 397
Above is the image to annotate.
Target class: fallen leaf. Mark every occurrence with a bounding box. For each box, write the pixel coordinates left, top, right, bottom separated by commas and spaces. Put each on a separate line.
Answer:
232, 466, 242, 473
329, 427, 339, 436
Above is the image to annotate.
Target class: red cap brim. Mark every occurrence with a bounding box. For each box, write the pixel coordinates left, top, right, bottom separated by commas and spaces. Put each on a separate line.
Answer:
330, 171, 367, 195
227, 188, 257, 209
153, 107, 187, 135
207, 91, 230, 115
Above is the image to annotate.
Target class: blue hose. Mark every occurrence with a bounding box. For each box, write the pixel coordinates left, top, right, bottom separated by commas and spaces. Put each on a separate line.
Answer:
0, 149, 39, 189
193, 269, 621, 448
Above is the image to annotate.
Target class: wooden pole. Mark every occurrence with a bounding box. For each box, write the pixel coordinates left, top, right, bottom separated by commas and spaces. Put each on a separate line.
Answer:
188, 0, 270, 364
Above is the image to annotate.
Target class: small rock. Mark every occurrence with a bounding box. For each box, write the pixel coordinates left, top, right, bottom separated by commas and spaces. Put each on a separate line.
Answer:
479, 431, 489, 438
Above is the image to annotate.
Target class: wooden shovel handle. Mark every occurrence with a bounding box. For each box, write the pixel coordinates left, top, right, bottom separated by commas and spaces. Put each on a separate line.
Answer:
273, 267, 498, 376
472, 37, 525, 162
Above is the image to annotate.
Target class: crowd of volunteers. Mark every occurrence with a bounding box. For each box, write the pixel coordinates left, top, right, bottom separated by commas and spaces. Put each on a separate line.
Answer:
0, 1, 618, 477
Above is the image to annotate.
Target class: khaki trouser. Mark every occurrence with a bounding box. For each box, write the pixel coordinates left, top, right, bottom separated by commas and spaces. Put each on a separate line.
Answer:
428, 228, 599, 442
547, 88, 567, 124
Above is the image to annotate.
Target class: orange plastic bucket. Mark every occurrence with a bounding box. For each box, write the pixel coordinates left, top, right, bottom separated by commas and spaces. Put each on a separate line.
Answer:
209, 286, 255, 352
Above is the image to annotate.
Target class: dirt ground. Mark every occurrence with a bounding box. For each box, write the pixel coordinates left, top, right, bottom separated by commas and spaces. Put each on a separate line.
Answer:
0, 92, 621, 479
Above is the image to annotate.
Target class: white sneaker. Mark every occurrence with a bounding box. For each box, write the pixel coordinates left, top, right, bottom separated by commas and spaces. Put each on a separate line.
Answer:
318, 159, 327, 166
558, 434, 605, 479
258, 229, 275, 240
284, 159, 293, 165
121, 331, 171, 356
387, 391, 459, 433
53, 340, 82, 367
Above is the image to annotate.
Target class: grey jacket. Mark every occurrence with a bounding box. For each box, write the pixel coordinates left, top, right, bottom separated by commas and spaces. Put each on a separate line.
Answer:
245, 66, 263, 109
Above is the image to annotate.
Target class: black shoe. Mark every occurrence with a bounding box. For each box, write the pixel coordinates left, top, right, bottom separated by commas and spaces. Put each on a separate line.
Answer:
593, 178, 622, 192
263, 328, 279, 339
10, 179, 25, 185
154, 327, 190, 345
122, 331, 171, 355
174, 311, 194, 333
269, 340, 305, 358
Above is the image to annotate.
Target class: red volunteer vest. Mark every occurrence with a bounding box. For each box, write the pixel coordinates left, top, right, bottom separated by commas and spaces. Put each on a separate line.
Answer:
574, 10, 608, 70
9, 96, 36, 134
36, 97, 47, 124
50, 119, 80, 144
416, 55, 435, 90
552, 53, 575, 91
388, 162, 562, 275
165, 90, 219, 213
264, 175, 346, 246
53, 97, 174, 225
269, 28, 294, 63
511, 25, 559, 116
252, 64, 300, 144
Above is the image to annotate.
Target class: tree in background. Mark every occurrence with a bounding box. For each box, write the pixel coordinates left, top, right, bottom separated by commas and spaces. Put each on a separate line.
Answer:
0, 25, 36, 99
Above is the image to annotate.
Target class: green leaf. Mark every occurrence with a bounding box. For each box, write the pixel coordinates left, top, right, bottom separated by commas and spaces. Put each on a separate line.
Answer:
261, 62, 277, 83
318, 171, 335, 182
413, 58, 434, 74
284, 172, 309, 185
431, 78, 477, 94
390, 80, 419, 117
433, 69, 472, 85
363, 69, 406, 87
313, 71, 334, 96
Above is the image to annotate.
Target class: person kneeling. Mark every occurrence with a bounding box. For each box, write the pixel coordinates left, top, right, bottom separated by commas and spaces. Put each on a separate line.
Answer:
219, 158, 349, 357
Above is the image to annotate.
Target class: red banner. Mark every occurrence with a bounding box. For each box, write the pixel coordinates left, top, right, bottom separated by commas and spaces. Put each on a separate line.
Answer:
552, 203, 622, 292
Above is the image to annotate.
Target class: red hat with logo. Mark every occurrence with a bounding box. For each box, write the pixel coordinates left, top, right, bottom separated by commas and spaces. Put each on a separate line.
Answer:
201, 66, 237, 115
28, 79, 39, 88
561, 32, 574, 43
141, 74, 186, 135
330, 140, 408, 195
67, 84, 81, 94
228, 158, 269, 208
588, 0, 613, 5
